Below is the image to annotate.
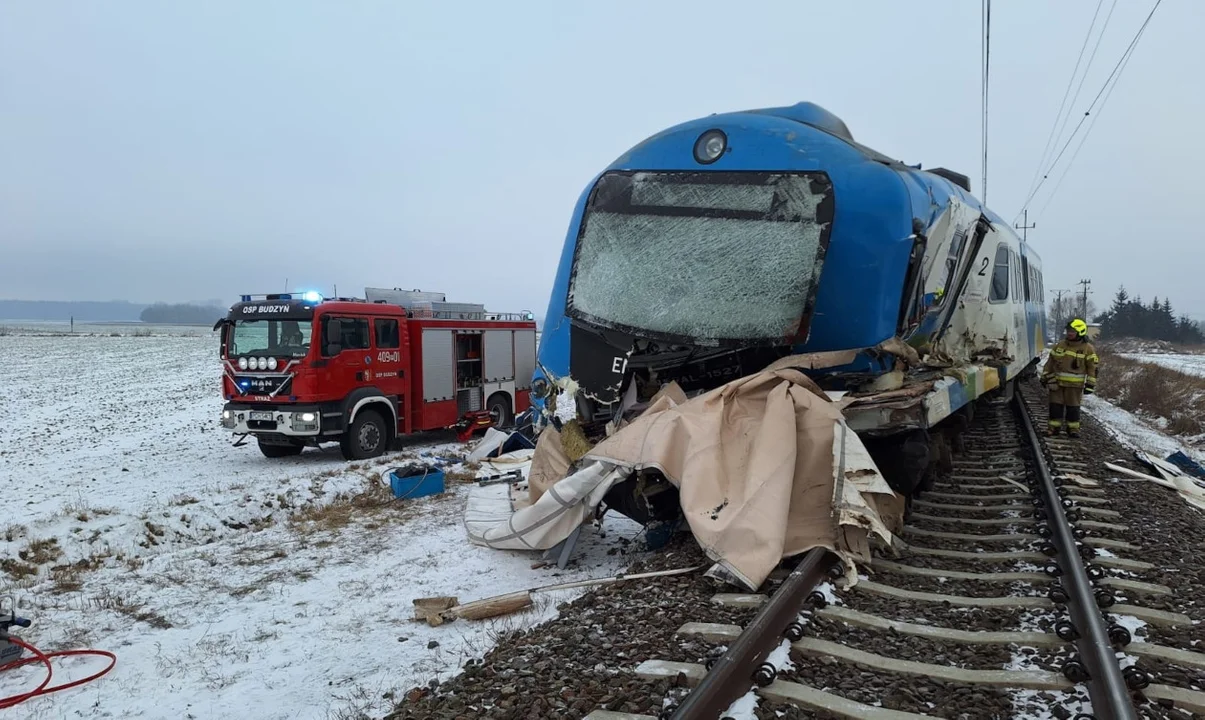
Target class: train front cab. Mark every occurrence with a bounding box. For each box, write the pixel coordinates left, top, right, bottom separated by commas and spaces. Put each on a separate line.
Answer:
531, 106, 919, 423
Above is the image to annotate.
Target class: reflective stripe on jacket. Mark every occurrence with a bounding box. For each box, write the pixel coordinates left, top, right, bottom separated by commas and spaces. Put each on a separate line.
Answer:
1041, 339, 1099, 389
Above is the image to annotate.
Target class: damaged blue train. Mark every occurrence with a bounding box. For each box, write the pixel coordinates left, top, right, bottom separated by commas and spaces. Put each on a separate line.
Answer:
529, 102, 1046, 502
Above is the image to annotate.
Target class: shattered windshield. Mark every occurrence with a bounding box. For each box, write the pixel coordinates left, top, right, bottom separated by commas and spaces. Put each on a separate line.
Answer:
567, 171, 833, 343
230, 319, 312, 358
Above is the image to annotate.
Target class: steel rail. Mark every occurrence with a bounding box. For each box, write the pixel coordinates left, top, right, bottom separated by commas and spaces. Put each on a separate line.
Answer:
670, 547, 834, 720
1014, 394, 1137, 720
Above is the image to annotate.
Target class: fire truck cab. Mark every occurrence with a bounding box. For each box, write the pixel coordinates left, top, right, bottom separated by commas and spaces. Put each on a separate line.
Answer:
216, 289, 537, 460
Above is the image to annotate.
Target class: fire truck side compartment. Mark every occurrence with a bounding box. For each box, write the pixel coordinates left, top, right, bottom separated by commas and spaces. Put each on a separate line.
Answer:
515, 330, 536, 390
483, 330, 515, 382
422, 329, 455, 402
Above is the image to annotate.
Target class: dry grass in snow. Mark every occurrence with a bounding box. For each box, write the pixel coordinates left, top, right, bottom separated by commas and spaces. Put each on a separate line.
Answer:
1096, 351, 1205, 439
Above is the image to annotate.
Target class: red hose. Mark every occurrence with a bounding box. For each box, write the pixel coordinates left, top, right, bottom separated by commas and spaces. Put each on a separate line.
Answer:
0, 636, 116, 709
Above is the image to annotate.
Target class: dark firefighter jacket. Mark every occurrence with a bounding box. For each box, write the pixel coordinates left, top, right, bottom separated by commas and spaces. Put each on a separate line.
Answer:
1040, 339, 1099, 391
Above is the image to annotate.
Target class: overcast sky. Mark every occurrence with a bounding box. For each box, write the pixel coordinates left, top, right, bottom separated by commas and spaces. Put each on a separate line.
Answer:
1, 1, 1200, 319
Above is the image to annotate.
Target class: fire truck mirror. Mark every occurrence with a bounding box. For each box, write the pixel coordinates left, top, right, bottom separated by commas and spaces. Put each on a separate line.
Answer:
323, 318, 344, 356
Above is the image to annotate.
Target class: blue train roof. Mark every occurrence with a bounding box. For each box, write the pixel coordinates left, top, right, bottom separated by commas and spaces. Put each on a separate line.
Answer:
618, 102, 1020, 236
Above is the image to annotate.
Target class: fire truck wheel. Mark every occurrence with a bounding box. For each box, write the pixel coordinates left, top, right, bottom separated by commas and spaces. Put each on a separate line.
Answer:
257, 439, 304, 458
486, 393, 513, 429
343, 409, 388, 460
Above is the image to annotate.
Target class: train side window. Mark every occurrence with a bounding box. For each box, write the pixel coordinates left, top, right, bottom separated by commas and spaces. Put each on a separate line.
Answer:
989, 245, 1010, 303
1013, 251, 1022, 299
374, 318, 400, 349
1021, 256, 1031, 301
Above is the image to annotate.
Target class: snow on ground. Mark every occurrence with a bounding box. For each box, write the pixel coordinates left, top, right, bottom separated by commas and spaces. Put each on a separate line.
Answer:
1, 333, 646, 719
1121, 352, 1205, 378
1084, 394, 1205, 466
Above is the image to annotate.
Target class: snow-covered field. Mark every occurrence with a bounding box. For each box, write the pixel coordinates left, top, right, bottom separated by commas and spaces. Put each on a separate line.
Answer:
1121, 352, 1205, 378
1, 333, 643, 719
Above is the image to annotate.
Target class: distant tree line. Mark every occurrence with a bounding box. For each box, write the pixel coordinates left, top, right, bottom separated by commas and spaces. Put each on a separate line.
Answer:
0, 300, 145, 322
1093, 286, 1205, 344
139, 302, 225, 325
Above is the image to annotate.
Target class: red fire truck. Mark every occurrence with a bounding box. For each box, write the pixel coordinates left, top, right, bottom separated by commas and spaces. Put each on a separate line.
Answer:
216, 288, 537, 459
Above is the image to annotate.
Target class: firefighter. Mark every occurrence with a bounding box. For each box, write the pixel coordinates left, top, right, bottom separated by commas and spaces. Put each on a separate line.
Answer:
1040, 318, 1099, 438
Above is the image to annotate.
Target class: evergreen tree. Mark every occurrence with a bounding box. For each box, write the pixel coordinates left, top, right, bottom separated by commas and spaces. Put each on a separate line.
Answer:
1096, 285, 1203, 344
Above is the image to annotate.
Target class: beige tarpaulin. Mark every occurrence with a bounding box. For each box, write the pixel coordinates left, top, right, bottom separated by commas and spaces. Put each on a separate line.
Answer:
464, 359, 902, 590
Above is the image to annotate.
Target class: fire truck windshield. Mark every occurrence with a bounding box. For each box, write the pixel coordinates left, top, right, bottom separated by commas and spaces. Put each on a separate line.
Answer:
229, 319, 312, 358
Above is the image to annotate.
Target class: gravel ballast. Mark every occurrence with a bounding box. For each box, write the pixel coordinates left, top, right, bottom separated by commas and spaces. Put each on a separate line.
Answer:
385, 383, 1205, 719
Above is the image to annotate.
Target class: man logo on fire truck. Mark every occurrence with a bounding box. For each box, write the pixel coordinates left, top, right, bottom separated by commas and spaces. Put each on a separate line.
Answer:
215, 289, 538, 461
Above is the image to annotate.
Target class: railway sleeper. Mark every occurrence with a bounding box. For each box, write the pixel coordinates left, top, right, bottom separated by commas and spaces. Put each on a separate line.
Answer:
631, 659, 939, 719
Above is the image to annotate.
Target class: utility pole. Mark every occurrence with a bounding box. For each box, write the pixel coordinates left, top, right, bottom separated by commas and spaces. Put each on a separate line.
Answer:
1014, 210, 1035, 243
1051, 289, 1070, 331
1077, 278, 1092, 321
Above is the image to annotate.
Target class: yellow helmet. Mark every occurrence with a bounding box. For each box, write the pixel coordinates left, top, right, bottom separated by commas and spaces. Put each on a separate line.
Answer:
1068, 318, 1088, 337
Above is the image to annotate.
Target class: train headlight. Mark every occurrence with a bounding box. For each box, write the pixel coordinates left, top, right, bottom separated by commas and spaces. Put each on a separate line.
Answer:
531, 377, 550, 399
238, 357, 249, 370
267, 357, 279, 371
693, 129, 727, 164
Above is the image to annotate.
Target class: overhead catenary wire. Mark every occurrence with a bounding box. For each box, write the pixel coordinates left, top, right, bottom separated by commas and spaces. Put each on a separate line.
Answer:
1053, 0, 1120, 155
981, 0, 991, 203
1036, 14, 1144, 218
1016, 0, 1163, 222
1023, 0, 1105, 204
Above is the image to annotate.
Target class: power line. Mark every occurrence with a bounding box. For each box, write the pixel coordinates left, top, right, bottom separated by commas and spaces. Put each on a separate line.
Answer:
1036, 20, 1141, 218
981, 0, 991, 203
1053, 0, 1120, 155
1023, 0, 1104, 204
1016, 0, 1163, 221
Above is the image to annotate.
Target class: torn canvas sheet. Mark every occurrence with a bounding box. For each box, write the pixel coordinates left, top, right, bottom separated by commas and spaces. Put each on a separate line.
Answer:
464, 358, 903, 590
468, 428, 510, 462
466, 461, 626, 551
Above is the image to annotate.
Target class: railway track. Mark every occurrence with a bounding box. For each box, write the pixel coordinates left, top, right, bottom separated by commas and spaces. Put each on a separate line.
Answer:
582, 384, 1205, 720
